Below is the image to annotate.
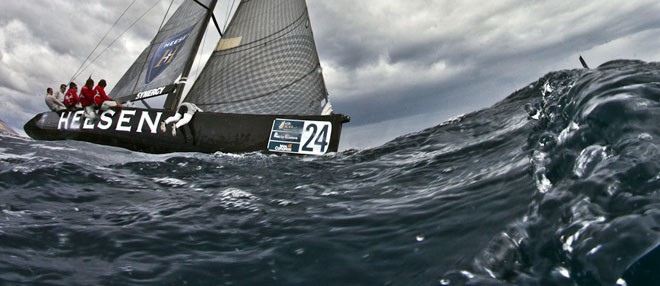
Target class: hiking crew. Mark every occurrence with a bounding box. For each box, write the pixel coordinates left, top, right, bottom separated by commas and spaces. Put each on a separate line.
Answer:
63, 82, 81, 111
45, 87, 66, 112
93, 79, 121, 111
80, 78, 98, 119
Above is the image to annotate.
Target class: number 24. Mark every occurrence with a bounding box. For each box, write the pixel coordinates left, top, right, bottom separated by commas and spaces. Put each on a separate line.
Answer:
302, 124, 329, 153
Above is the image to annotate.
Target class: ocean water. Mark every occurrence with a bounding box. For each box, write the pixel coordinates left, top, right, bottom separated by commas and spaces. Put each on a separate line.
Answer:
0, 59, 658, 285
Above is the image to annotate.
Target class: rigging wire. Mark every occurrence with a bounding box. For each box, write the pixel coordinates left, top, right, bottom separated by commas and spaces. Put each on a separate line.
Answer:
70, 0, 138, 82
194, 0, 223, 36
194, 28, 208, 82
224, 0, 237, 31
76, 0, 161, 79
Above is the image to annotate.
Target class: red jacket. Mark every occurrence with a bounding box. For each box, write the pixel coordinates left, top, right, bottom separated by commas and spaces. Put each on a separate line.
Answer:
79, 85, 95, 106
63, 88, 80, 107
93, 85, 112, 106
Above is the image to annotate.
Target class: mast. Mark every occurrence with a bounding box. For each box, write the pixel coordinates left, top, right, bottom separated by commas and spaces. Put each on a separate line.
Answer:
164, 0, 220, 110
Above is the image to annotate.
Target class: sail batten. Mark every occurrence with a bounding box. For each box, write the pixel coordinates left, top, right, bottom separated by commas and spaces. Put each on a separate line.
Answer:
186, 0, 328, 115
110, 0, 217, 104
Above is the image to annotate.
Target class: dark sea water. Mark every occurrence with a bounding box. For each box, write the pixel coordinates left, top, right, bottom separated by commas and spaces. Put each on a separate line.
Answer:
1, 60, 658, 285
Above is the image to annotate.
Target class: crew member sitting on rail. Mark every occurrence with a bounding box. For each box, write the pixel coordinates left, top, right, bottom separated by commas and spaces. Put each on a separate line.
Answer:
160, 102, 203, 136
54, 84, 67, 105
45, 87, 66, 112
63, 82, 81, 111
93, 79, 122, 111
80, 78, 97, 120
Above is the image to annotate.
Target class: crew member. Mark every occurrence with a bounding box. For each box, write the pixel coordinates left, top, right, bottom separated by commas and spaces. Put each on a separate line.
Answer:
80, 78, 97, 119
45, 87, 66, 112
54, 84, 67, 104
63, 82, 81, 111
93, 79, 122, 111
160, 102, 203, 136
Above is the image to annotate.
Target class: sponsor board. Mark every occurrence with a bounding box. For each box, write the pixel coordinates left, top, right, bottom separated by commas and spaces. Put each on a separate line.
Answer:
268, 119, 332, 155
270, 131, 301, 142
267, 142, 300, 153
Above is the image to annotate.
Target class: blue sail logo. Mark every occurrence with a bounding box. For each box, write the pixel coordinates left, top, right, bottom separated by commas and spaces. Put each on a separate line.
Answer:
145, 27, 193, 84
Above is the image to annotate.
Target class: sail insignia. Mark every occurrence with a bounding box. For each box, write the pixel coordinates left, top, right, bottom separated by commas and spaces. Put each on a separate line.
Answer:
146, 27, 194, 84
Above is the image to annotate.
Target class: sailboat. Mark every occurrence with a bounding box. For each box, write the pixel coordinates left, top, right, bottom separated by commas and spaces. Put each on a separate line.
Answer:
24, 0, 349, 155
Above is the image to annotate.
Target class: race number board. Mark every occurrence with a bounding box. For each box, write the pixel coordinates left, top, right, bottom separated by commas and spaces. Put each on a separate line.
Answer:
268, 119, 333, 155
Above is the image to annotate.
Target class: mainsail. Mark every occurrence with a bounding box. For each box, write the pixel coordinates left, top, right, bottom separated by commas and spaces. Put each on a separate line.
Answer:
185, 0, 329, 115
110, 0, 217, 104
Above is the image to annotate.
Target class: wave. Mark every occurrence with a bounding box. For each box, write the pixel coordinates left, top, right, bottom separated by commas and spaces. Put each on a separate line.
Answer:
0, 60, 657, 285
443, 60, 660, 285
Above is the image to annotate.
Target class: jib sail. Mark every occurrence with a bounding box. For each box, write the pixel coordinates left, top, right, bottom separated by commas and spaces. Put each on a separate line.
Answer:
110, 0, 217, 105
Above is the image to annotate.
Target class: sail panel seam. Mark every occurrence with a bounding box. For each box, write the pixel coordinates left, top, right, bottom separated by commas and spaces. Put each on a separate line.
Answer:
195, 63, 320, 107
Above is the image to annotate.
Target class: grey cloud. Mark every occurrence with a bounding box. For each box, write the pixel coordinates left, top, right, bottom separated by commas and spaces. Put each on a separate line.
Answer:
306, 0, 660, 129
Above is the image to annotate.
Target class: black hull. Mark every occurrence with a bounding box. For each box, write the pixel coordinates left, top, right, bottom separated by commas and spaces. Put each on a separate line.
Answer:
24, 108, 349, 154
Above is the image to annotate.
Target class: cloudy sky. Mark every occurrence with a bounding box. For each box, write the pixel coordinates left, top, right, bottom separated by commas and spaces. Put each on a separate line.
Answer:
1, 0, 660, 149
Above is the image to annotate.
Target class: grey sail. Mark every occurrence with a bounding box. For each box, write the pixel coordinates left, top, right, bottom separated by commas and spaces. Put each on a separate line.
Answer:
185, 0, 328, 115
110, 0, 217, 103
